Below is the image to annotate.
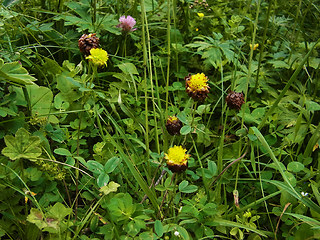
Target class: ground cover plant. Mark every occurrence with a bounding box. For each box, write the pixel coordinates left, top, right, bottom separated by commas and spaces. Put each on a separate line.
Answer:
0, 0, 320, 239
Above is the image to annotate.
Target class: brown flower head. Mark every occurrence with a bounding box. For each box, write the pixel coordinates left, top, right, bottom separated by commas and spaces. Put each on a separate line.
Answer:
226, 91, 245, 110
166, 116, 183, 135
78, 33, 100, 56
185, 73, 210, 102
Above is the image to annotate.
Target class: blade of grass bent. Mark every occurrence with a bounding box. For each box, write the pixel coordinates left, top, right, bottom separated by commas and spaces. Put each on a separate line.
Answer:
251, 127, 320, 214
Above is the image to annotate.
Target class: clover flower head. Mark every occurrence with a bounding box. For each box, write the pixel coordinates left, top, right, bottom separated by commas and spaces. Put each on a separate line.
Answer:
117, 15, 137, 33
174, 231, 180, 236
165, 145, 190, 172
226, 91, 245, 110
185, 73, 210, 101
86, 48, 109, 67
166, 116, 183, 135
78, 33, 100, 56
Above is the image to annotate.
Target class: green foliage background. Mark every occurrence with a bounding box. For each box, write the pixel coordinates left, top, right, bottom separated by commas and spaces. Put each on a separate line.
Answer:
0, 0, 320, 239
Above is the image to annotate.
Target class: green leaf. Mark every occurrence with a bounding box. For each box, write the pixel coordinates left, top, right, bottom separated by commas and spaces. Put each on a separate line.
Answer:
47, 202, 72, 220
27, 85, 54, 116
180, 125, 191, 135
305, 100, 320, 111
117, 62, 139, 75
179, 180, 198, 193
104, 157, 121, 173
1, 128, 42, 161
2, 0, 22, 7
154, 220, 164, 237
54, 148, 72, 156
27, 209, 47, 229
87, 160, 104, 174
204, 160, 217, 178
99, 181, 120, 196
287, 162, 305, 173
97, 173, 110, 188
0, 59, 36, 85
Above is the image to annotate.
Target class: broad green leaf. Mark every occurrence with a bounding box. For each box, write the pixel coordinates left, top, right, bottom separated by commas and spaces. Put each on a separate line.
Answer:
27, 209, 47, 229
287, 162, 305, 173
117, 62, 139, 75
27, 85, 53, 116
104, 157, 121, 173
47, 202, 72, 220
305, 100, 320, 111
180, 125, 191, 135
87, 160, 104, 174
99, 181, 120, 195
97, 173, 110, 187
54, 148, 72, 156
1, 128, 42, 161
154, 220, 164, 237
0, 59, 36, 85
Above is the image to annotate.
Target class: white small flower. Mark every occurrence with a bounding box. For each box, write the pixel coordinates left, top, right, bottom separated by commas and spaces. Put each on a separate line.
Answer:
301, 192, 308, 197
174, 231, 180, 236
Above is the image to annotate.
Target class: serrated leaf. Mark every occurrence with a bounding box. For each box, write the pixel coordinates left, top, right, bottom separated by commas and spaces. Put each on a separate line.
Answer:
1, 128, 42, 161
47, 202, 72, 220
27, 209, 47, 229
0, 59, 36, 85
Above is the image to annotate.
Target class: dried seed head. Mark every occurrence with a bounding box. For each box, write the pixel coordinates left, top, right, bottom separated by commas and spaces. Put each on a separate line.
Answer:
226, 91, 245, 110
78, 33, 100, 56
166, 116, 183, 135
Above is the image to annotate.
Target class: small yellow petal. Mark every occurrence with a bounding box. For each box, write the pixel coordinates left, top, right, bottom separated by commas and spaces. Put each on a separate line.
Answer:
86, 48, 109, 67
197, 13, 204, 18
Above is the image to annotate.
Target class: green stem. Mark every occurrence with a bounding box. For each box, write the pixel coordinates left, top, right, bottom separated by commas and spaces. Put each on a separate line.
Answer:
165, 0, 171, 118
253, 0, 273, 93
140, 0, 150, 176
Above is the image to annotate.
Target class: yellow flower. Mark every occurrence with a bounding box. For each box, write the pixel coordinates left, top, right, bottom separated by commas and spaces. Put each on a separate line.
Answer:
86, 48, 109, 67
188, 73, 208, 91
185, 73, 210, 101
165, 145, 190, 172
196, 28, 199, 31
249, 43, 259, 51
197, 12, 204, 19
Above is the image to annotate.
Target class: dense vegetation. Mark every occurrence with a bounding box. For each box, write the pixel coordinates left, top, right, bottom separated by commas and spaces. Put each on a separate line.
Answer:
0, 0, 320, 239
